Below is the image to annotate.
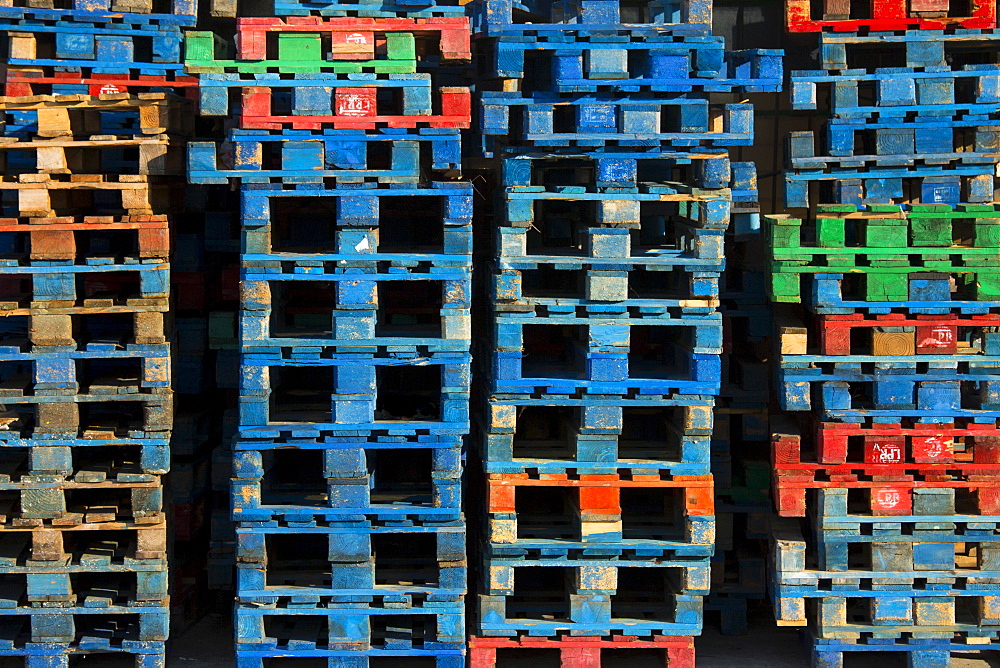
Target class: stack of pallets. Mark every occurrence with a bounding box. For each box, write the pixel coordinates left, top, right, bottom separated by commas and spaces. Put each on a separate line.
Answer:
0, 0, 197, 665
769, 1, 1000, 665
468, 0, 782, 664
183, 3, 474, 665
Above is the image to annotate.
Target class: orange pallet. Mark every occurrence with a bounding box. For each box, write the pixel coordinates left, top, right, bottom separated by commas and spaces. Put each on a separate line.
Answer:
0, 215, 169, 260
468, 635, 695, 668
488, 473, 714, 517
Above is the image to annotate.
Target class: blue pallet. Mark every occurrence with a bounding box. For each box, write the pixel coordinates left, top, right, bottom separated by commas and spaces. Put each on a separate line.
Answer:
0, 262, 169, 305
234, 430, 462, 451
799, 273, 1000, 316
0, 442, 168, 476
477, 393, 717, 408
786, 126, 1000, 172
236, 569, 466, 605
239, 268, 470, 355
189, 129, 462, 185
0, 23, 184, 69
791, 66, 1000, 114
489, 317, 722, 397
0, 644, 163, 668
493, 313, 721, 355
500, 153, 757, 195
230, 443, 462, 522
237, 180, 472, 217
236, 652, 463, 667
240, 302, 471, 357
235, 529, 465, 597
782, 377, 1000, 416
0, 433, 170, 449
784, 162, 997, 209
235, 603, 464, 644
484, 554, 711, 591
779, 357, 1000, 411
0, 0, 195, 26
480, 39, 782, 94
773, 517, 1000, 586
771, 517, 1000, 635
489, 373, 720, 400
472, 0, 713, 34
240, 255, 471, 276
1, 569, 167, 605
492, 262, 722, 315
0, 346, 170, 394
480, 92, 756, 154
502, 184, 733, 229
236, 422, 468, 443
775, 575, 1000, 600
238, 181, 473, 255
492, 305, 722, 328
816, 29, 1000, 71
477, 572, 705, 636
0, 608, 167, 644
480, 399, 713, 474
809, 636, 991, 668
237, 353, 470, 436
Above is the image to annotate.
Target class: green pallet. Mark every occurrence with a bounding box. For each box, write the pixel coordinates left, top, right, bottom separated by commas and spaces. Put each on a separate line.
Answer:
184, 30, 417, 74
767, 204, 1000, 303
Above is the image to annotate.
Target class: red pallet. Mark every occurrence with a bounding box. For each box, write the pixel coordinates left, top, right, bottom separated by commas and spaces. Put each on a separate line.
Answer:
4, 69, 199, 98
816, 312, 1000, 356
772, 422, 1000, 516
0, 215, 169, 260
488, 473, 714, 517
238, 85, 471, 130
468, 635, 695, 668
786, 0, 996, 32
805, 419, 1000, 465
236, 16, 471, 62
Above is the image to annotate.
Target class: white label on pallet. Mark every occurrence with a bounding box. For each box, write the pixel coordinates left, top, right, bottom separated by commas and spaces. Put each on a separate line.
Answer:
871, 441, 902, 464
874, 489, 902, 509
337, 94, 374, 117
